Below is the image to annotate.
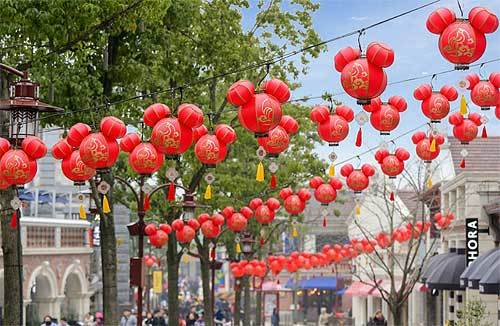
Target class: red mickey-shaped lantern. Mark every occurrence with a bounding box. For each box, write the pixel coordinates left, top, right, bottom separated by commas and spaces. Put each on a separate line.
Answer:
222, 206, 253, 233
227, 79, 289, 137
194, 124, 236, 167
340, 163, 375, 193
426, 7, 498, 69
79, 132, 120, 169
363, 96, 407, 135
434, 212, 455, 230
248, 197, 281, 224
61, 151, 96, 184
414, 83, 458, 122
120, 133, 164, 175
257, 115, 299, 156
145, 223, 171, 248
465, 72, 500, 110
411, 131, 446, 162
374, 148, 410, 178
198, 212, 225, 239
310, 104, 354, 145
448, 112, 483, 144
279, 187, 311, 215
309, 176, 343, 205
0, 148, 37, 185
334, 42, 394, 105
172, 219, 199, 244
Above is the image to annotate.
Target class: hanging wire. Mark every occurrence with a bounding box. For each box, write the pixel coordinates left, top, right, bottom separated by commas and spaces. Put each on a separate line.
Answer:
258, 63, 271, 86
478, 63, 486, 79
357, 29, 366, 52
456, 0, 464, 17
430, 74, 437, 89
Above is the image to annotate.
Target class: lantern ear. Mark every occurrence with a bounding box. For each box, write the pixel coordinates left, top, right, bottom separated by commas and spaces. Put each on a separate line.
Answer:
221, 206, 235, 219
279, 187, 293, 199
328, 177, 343, 190
469, 7, 499, 34
395, 148, 410, 162
120, 133, 141, 153
448, 112, 464, 126
374, 149, 389, 164
340, 164, 354, 177
388, 96, 407, 112
435, 133, 446, 145
310, 106, 330, 124
361, 164, 375, 177
465, 73, 480, 90
440, 85, 458, 101
240, 206, 254, 219
335, 105, 354, 122
215, 124, 237, 145
261, 79, 290, 103
334, 46, 361, 72
426, 8, 456, 34
309, 176, 323, 189
51, 138, 71, 160
143, 103, 171, 127
363, 97, 382, 112
266, 198, 281, 211
280, 115, 299, 134
193, 125, 209, 142
413, 84, 433, 101
489, 72, 500, 88
100, 116, 126, 140
67, 123, 91, 147
226, 80, 255, 106
411, 131, 426, 144
249, 198, 263, 210
297, 188, 311, 202
178, 103, 204, 129
468, 112, 483, 126
366, 42, 394, 68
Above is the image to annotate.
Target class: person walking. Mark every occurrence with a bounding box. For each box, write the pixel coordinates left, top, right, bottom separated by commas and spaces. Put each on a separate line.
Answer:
317, 307, 332, 326
41, 315, 58, 326
271, 307, 280, 326
368, 310, 387, 326
120, 309, 138, 326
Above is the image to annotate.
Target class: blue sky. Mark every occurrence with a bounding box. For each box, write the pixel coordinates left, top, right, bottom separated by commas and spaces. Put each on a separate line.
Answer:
244, 0, 500, 164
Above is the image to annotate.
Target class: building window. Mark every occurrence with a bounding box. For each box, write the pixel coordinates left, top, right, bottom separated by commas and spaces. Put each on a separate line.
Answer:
26, 226, 55, 248
61, 228, 86, 247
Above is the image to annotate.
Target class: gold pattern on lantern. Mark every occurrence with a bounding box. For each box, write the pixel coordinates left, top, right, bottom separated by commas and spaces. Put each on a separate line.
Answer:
345, 62, 369, 91
443, 27, 475, 58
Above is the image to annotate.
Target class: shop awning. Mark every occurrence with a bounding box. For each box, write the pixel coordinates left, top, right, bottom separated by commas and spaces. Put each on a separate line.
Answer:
426, 250, 466, 291
344, 281, 376, 297
261, 281, 282, 291
285, 276, 341, 290
370, 280, 402, 298
421, 251, 456, 283
461, 249, 500, 289
479, 258, 500, 295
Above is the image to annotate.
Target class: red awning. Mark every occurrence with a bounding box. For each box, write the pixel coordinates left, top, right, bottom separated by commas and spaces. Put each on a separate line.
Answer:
370, 280, 401, 298
344, 281, 376, 297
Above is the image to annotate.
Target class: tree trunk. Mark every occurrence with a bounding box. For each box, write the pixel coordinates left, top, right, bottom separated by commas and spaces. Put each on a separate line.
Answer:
391, 301, 408, 326
243, 277, 251, 326
98, 172, 119, 325
234, 282, 242, 326
255, 287, 263, 326
167, 231, 180, 325
199, 242, 214, 326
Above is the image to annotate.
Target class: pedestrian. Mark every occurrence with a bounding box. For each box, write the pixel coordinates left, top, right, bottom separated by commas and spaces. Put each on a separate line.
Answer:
186, 312, 197, 326
144, 312, 154, 325
368, 310, 387, 326
317, 307, 332, 326
83, 313, 95, 326
194, 312, 205, 326
214, 308, 225, 326
120, 309, 138, 326
41, 315, 58, 326
59, 317, 68, 326
178, 315, 186, 326
271, 307, 279, 326
95, 312, 104, 326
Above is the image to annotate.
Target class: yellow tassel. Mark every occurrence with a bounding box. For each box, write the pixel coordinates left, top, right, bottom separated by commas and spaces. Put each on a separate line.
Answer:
429, 138, 436, 152
79, 204, 87, 219
183, 254, 189, 264
459, 94, 467, 115
102, 195, 111, 213
204, 184, 212, 200
355, 205, 360, 217
427, 177, 433, 189
328, 164, 335, 177
292, 226, 298, 238
236, 242, 241, 254
256, 161, 265, 182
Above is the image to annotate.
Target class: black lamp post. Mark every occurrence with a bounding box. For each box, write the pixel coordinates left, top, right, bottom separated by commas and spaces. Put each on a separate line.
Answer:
0, 63, 63, 325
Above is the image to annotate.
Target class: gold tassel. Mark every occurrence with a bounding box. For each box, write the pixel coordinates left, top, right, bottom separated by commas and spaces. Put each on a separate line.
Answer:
429, 138, 436, 152
328, 164, 335, 177
79, 204, 87, 219
183, 254, 189, 264
355, 205, 360, 217
460, 94, 467, 115
427, 177, 433, 189
236, 242, 241, 254
292, 226, 298, 238
102, 195, 111, 213
256, 161, 265, 182
204, 184, 212, 200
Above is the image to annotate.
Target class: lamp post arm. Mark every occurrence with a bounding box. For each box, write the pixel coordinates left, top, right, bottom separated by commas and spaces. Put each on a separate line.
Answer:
0, 63, 27, 79
114, 175, 140, 205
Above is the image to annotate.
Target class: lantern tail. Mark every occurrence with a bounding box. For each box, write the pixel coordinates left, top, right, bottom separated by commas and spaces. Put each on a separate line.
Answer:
328, 164, 335, 177
355, 128, 362, 147
292, 226, 298, 238
256, 161, 265, 182
355, 205, 360, 216
204, 184, 212, 200
168, 182, 175, 201
427, 177, 433, 189
429, 138, 436, 152
270, 174, 277, 189
10, 211, 17, 229
79, 204, 87, 219
389, 192, 395, 201
482, 126, 488, 139
102, 195, 111, 214
323, 216, 327, 227
460, 158, 466, 169
210, 247, 216, 260
459, 95, 467, 115
144, 194, 150, 211
236, 242, 242, 254
260, 236, 265, 247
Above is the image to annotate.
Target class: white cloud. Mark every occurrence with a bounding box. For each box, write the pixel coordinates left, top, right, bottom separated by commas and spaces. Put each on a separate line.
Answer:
351, 16, 369, 21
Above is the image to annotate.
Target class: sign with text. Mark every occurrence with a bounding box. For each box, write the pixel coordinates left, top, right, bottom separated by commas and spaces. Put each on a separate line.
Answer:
153, 271, 163, 293
466, 218, 479, 266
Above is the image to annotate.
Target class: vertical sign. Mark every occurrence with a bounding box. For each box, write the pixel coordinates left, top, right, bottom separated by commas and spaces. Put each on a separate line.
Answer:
153, 271, 163, 293
465, 218, 479, 266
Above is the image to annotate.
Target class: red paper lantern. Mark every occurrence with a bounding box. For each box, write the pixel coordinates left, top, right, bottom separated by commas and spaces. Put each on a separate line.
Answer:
449, 112, 483, 144
67, 123, 91, 147
79, 132, 120, 169
412, 131, 445, 162
310, 105, 354, 145
426, 7, 498, 69
200, 220, 220, 239
128, 143, 164, 175
143, 103, 171, 127
340, 163, 375, 193
238, 93, 283, 136
363, 96, 407, 135
21, 136, 47, 160
226, 80, 255, 106
309, 176, 343, 205
177, 103, 204, 129
176, 225, 196, 243
150, 230, 168, 248
414, 84, 458, 121
249, 197, 280, 224
194, 135, 223, 167
150, 117, 193, 156
466, 72, 500, 110
279, 187, 311, 215
227, 212, 247, 232
61, 151, 96, 183
52, 138, 73, 160
100, 116, 126, 140
0, 150, 37, 185
334, 42, 393, 105
374, 148, 410, 178
257, 115, 299, 156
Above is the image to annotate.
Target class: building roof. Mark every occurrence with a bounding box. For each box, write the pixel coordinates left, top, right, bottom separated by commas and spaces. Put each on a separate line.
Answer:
448, 136, 500, 173
397, 190, 425, 220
